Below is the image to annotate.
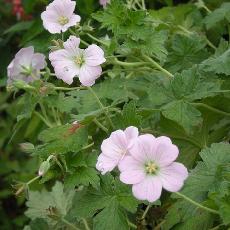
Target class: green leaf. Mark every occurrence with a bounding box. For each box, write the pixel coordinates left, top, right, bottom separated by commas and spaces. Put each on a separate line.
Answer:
33, 125, 88, 157
162, 100, 202, 133
93, 199, 129, 230
204, 2, 230, 29
201, 40, 230, 75
167, 34, 209, 73
65, 167, 100, 190
114, 101, 141, 129
25, 182, 75, 225
122, 29, 168, 61
73, 175, 138, 228
164, 143, 230, 229
4, 21, 33, 34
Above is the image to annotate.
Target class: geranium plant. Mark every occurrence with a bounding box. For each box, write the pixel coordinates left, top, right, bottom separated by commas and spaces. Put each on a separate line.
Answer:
5, 0, 230, 229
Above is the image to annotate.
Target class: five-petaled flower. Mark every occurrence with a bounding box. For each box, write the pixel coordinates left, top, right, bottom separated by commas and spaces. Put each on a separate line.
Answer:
96, 126, 139, 174
7, 46, 46, 85
118, 134, 188, 202
41, 0, 81, 34
49, 36, 106, 86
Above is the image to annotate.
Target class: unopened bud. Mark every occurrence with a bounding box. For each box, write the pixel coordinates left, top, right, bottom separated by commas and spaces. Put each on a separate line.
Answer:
19, 142, 35, 153
13, 80, 35, 91
38, 160, 50, 176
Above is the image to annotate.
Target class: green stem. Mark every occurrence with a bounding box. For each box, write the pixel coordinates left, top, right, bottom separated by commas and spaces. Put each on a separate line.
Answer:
205, 37, 217, 50
141, 0, 146, 10
82, 218, 90, 230
177, 25, 193, 35
128, 220, 137, 229
27, 175, 41, 186
191, 103, 230, 117
141, 204, 152, 219
15, 176, 41, 196
88, 87, 115, 129
113, 58, 147, 67
40, 71, 56, 77
86, 33, 108, 46
53, 86, 85, 91
171, 135, 202, 149
142, 55, 174, 78
54, 156, 65, 174
81, 142, 94, 150
202, 4, 211, 13
93, 118, 109, 134
175, 192, 219, 214
61, 218, 80, 230
34, 111, 53, 128
69, 29, 89, 46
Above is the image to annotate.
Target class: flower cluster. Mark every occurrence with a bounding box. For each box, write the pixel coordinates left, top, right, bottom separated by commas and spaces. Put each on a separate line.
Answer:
7, 0, 105, 87
96, 127, 188, 202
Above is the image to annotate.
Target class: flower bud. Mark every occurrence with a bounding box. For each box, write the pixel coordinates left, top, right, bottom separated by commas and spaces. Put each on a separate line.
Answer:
19, 142, 35, 153
13, 80, 35, 91
38, 160, 50, 176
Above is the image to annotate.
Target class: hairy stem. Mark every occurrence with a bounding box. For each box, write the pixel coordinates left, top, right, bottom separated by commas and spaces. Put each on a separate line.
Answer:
141, 204, 152, 219
93, 118, 109, 133
82, 218, 90, 230
86, 33, 108, 46
61, 218, 80, 230
113, 58, 147, 67
34, 111, 53, 128
53, 86, 85, 91
175, 192, 219, 214
142, 55, 174, 78
88, 87, 115, 129
191, 103, 230, 117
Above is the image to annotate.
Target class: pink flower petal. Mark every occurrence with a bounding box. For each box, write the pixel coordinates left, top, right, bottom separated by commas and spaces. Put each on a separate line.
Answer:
119, 156, 145, 184
118, 156, 143, 172
100, 135, 125, 161
79, 65, 102, 86
63, 15, 81, 32
15, 46, 34, 66
154, 136, 179, 166
84, 44, 106, 66
159, 162, 188, 192
53, 0, 76, 17
32, 53, 46, 69
124, 126, 139, 141
96, 153, 118, 175
129, 134, 156, 162
120, 169, 146, 184
132, 176, 162, 202
63, 36, 81, 54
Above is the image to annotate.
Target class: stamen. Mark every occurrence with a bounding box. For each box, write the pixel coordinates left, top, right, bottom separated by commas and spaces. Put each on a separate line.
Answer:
145, 162, 158, 175
58, 16, 69, 25
75, 56, 84, 66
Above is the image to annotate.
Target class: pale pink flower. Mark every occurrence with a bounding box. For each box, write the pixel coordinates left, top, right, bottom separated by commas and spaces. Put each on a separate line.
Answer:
96, 126, 139, 175
119, 135, 188, 202
7, 46, 46, 85
99, 0, 110, 8
41, 0, 81, 34
49, 36, 106, 86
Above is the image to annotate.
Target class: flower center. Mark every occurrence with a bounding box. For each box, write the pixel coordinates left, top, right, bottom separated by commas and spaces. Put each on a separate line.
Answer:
145, 162, 158, 175
75, 56, 84, 66
20, 65, 33, 77
58, 16, 69, 25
